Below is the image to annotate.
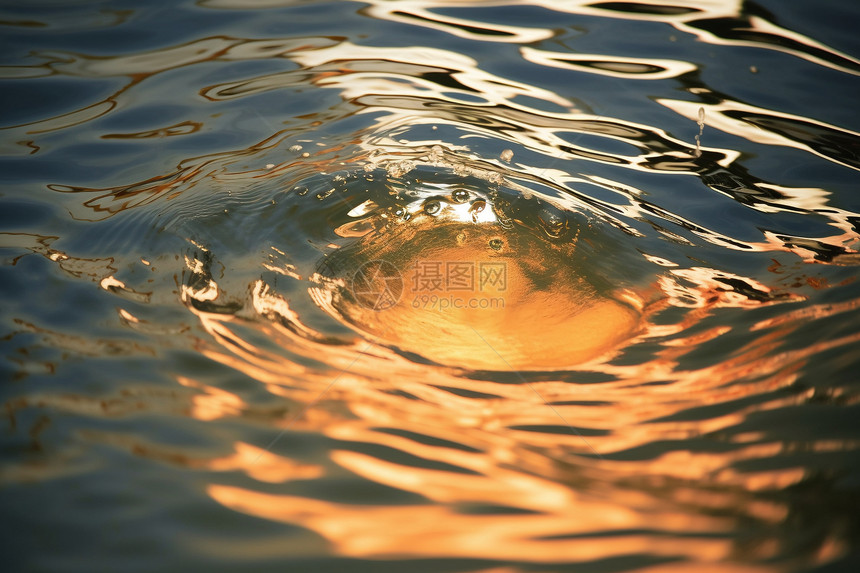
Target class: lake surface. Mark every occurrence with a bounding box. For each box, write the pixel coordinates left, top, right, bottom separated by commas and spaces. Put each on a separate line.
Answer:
2, 1, 860, 571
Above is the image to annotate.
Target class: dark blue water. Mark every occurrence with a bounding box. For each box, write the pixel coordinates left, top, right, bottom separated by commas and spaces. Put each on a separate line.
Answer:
2, 1, 860, 571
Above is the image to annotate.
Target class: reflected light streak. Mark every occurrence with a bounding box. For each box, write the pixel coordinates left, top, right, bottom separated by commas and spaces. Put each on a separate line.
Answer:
361, 0, 860, 76
361, 0, 552, 43
208, 484, 738, 564
659, 97, 860, 172
521, 47, 698, 80
205, 442, 324, 483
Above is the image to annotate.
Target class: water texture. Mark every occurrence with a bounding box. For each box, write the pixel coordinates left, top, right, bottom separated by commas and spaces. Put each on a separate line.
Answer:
2, 1, 860, 571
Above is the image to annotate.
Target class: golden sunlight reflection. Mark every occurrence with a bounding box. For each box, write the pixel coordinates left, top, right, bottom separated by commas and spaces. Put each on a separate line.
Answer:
205, 466, 810, 571
208, 484, 740, 564
190, 234, 860, 566
176, 376, 245, 421
312, 216, 644, 370
78, 429, 324, 483
204, 442, 323, 483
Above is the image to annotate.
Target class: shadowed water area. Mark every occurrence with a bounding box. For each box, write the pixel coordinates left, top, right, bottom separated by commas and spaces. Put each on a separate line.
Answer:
2, 1, 860, 571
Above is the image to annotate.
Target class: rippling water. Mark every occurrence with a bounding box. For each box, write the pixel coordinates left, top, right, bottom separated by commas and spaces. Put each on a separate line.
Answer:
2, 1, 860, 571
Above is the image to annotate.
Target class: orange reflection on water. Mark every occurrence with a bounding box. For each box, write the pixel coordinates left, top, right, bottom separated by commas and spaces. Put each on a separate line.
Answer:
176, 376, 244, 421
207, 484, 739, 565
191, 285, 860, 569
205, 442, 323, 483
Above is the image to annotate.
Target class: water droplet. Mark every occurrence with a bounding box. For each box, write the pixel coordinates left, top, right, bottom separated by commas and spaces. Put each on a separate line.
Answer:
500, 149, 513, 162
488, 238, 504, 251
301, 152, 310, 158
294, 186, 309, 196
693, 107, 706, 158
424, 199, 441, 215
386, 160, 416, 178
429, 145, 444, 164
469, 199, 486, 223
451, 189, 469, 203
538, 205, 567, 238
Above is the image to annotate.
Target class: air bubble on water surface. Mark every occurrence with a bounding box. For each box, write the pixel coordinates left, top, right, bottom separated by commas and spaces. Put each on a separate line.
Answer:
538, 204, 567, 239
424, 199, 442, 215
451, 189, 470, 203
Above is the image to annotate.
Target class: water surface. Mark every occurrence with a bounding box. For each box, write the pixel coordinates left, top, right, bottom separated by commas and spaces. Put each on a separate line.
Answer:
2, 1, 860, 571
